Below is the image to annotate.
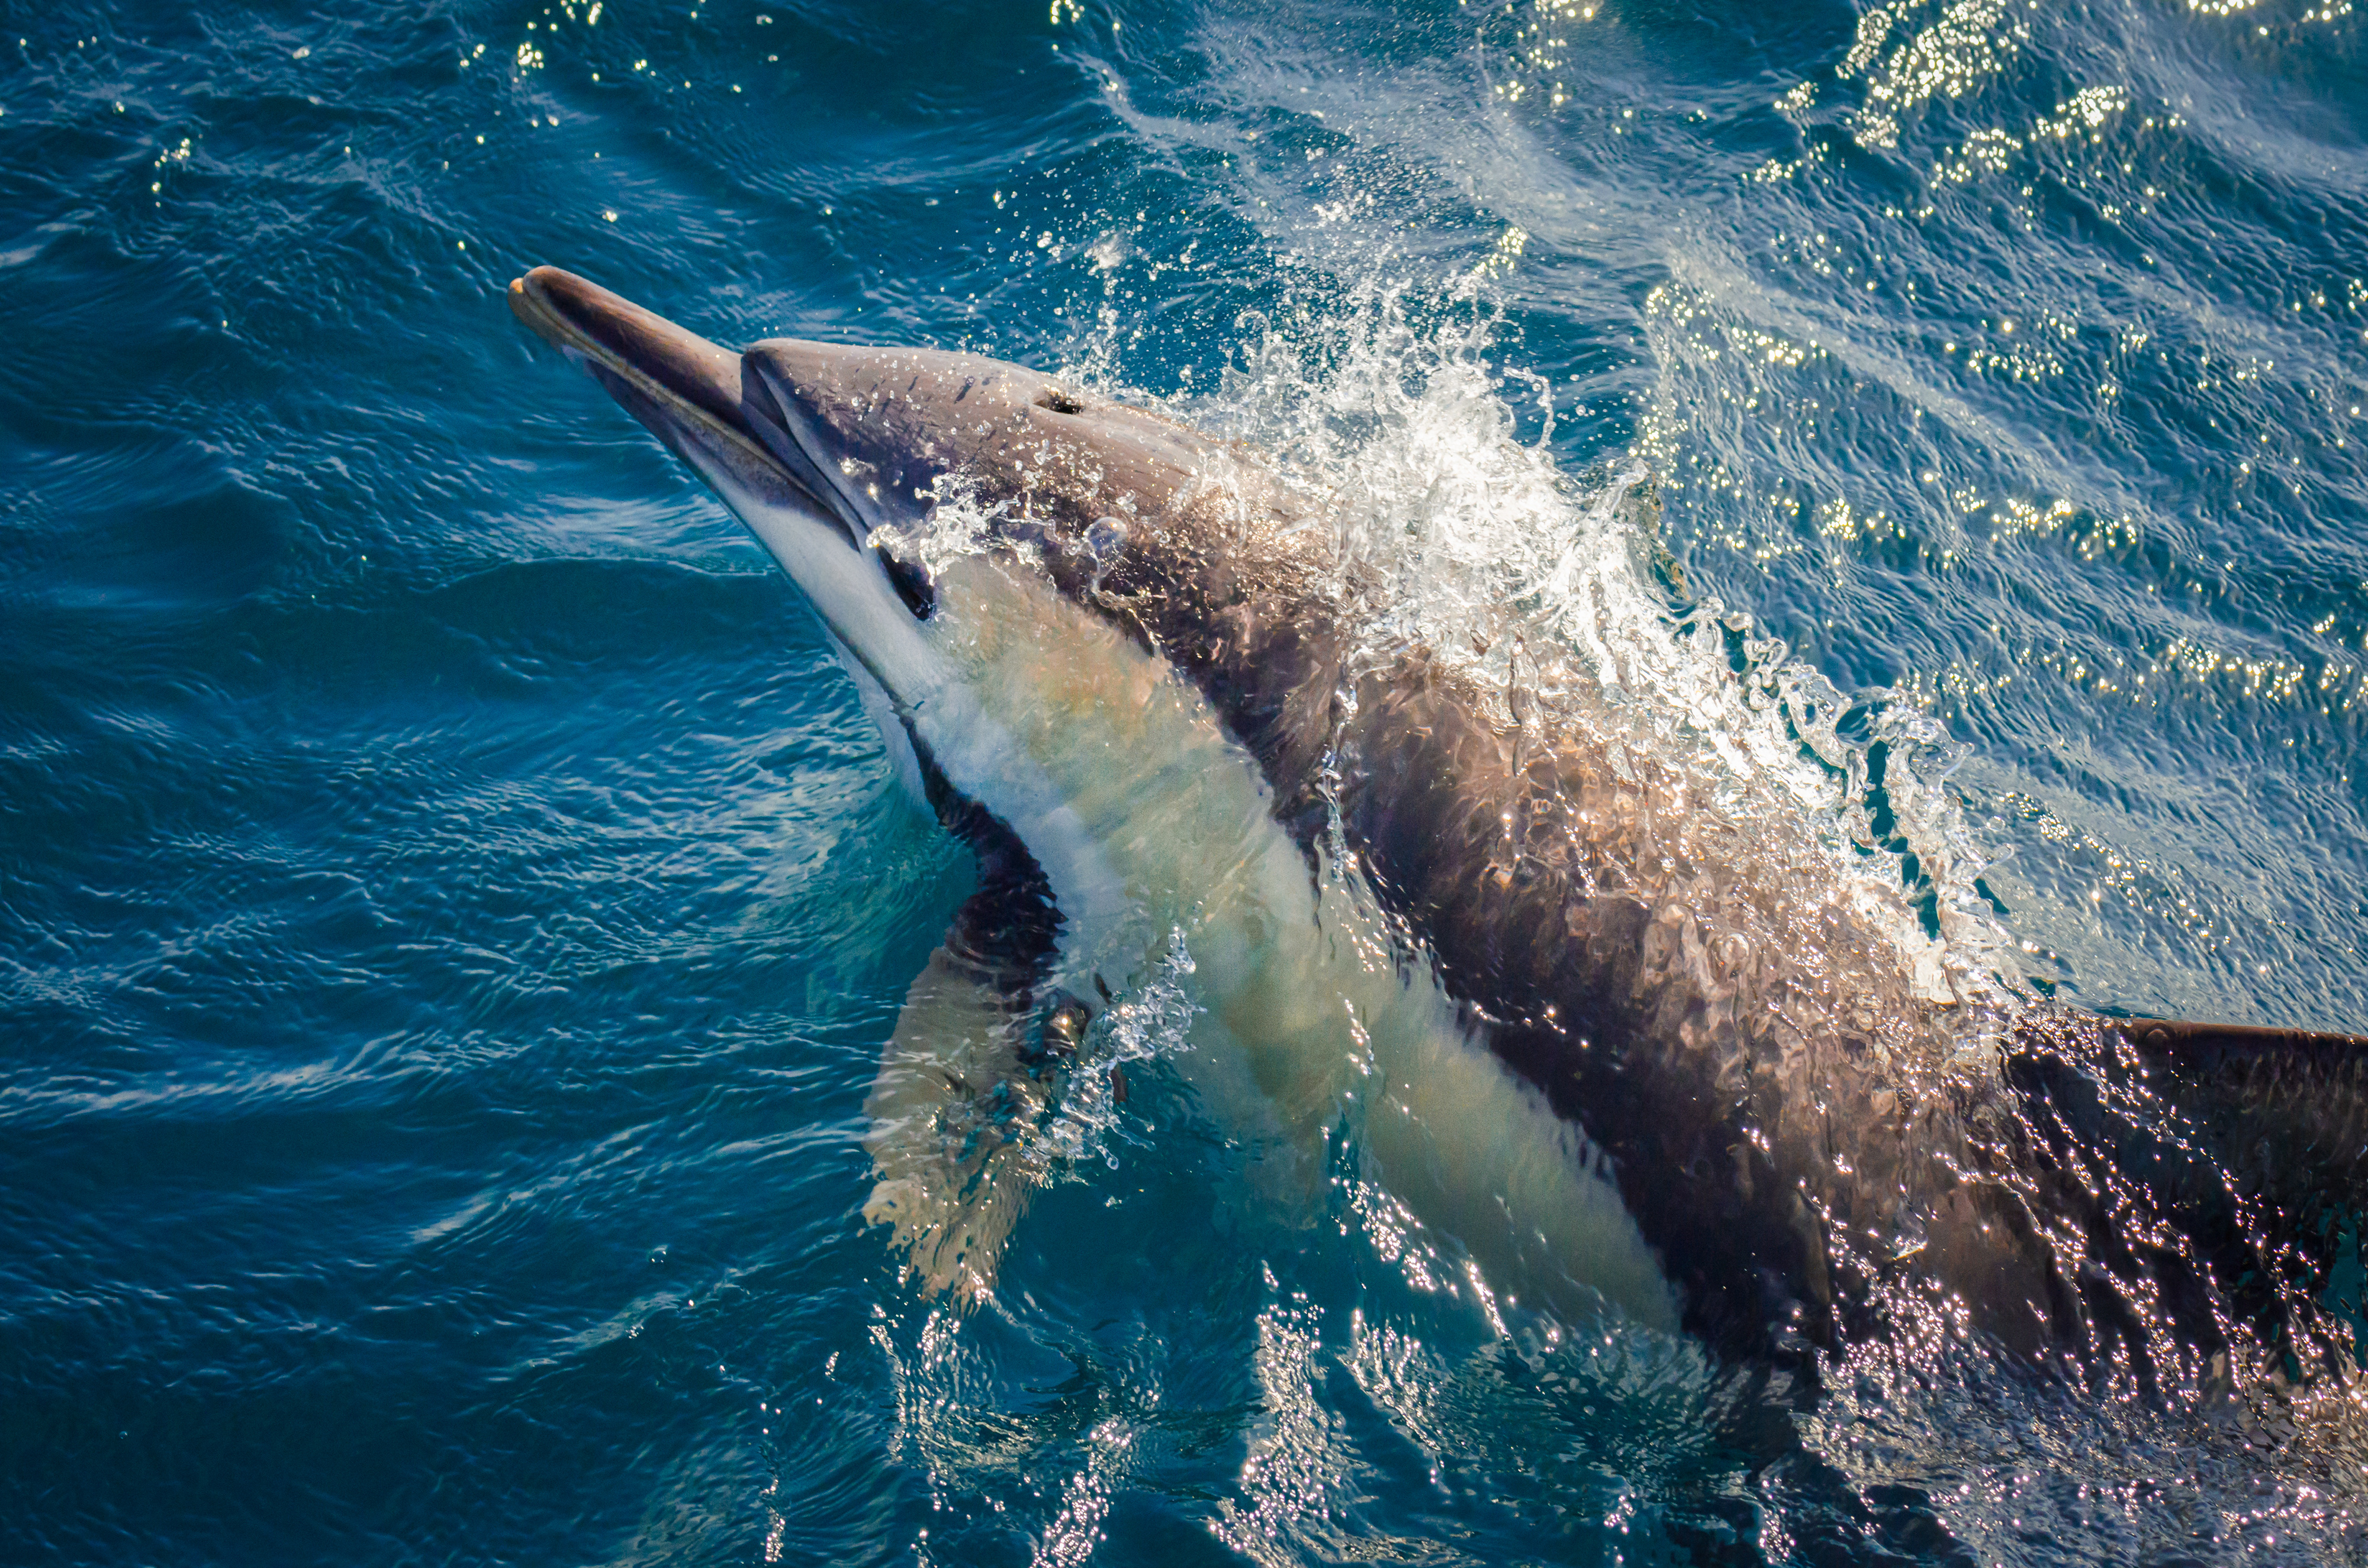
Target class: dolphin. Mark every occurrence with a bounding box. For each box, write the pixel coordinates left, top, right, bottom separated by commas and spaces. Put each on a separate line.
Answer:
507, 264, 2368, 1401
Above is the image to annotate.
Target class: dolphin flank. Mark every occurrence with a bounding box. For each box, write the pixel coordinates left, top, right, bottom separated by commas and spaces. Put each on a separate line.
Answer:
508, 263, 2368, 1398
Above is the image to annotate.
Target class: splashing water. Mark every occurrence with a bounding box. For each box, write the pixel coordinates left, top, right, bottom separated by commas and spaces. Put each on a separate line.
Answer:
10, 0, 2368, 1560
971, 250, 2368, 1557
1217, 268, 2015, 1002
1042, 929, 1199, 1170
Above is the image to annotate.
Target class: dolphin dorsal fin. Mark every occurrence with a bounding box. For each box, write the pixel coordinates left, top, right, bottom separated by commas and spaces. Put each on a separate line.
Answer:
2007, 1009, 2368, 1382
2106, 1014, 2368, 1189
2110, 1014, 2368, 1057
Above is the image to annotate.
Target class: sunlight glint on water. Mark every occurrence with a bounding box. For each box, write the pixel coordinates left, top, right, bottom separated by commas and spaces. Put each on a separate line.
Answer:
1, 0, 2364, 1561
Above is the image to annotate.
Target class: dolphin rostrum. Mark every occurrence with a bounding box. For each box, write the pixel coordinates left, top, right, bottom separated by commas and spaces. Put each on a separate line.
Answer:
509, 264, 2368, 1401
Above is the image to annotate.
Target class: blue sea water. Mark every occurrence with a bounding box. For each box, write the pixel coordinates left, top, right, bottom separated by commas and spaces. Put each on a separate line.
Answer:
4, 0, 2367, 1563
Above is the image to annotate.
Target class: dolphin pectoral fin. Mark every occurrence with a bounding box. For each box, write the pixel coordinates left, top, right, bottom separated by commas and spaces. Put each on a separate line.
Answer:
861, 946, 1055, 1302
856, 741, 1075, 1300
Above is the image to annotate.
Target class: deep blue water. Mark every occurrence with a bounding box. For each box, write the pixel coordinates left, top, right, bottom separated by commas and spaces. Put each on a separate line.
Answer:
4, 0, 2367, 1563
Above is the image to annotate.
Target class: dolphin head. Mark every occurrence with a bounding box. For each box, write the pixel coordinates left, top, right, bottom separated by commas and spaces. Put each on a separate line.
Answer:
732, 333, 1242, 558
733, 315, 1352, 803
513, 264, 1344, 803
509, 265, 946, 696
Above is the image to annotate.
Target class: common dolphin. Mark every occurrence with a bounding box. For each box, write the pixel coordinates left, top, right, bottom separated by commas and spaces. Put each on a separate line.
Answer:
507, 264, 2368, 1403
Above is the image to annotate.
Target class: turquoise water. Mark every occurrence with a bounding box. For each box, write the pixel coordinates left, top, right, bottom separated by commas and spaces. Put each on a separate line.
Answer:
4, 0, 2367, 1562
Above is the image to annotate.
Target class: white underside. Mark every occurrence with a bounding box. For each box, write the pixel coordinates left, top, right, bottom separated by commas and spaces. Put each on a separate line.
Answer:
907, 558, 1675, 1332
714, 472, 1137, 968
712, 476, 1677, 1332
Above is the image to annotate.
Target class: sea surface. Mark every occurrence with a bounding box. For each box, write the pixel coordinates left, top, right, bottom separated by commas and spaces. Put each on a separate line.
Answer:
4, 0, 2367, 1563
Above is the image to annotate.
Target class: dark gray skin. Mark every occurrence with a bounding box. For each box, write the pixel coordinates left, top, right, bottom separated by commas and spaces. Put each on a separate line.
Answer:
511, 265, 2368, 1400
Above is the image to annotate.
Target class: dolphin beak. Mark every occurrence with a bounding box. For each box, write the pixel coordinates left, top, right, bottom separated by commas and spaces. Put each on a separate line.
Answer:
508, 265, 853, 540
509, 265, 750, 439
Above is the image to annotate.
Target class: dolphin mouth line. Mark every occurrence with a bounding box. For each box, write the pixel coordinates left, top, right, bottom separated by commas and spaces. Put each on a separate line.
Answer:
508, 265, 862, 545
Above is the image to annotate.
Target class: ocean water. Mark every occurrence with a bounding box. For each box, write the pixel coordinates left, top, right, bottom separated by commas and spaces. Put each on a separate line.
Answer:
4, 0, 2367, 1563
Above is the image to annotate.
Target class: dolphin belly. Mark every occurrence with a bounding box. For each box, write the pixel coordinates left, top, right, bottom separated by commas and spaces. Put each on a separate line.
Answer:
899, 555, 1681, 1329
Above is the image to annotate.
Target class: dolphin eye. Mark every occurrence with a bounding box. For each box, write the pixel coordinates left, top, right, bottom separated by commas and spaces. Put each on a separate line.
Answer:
876, 545, 937, 619
1035, 388, 1085, 415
